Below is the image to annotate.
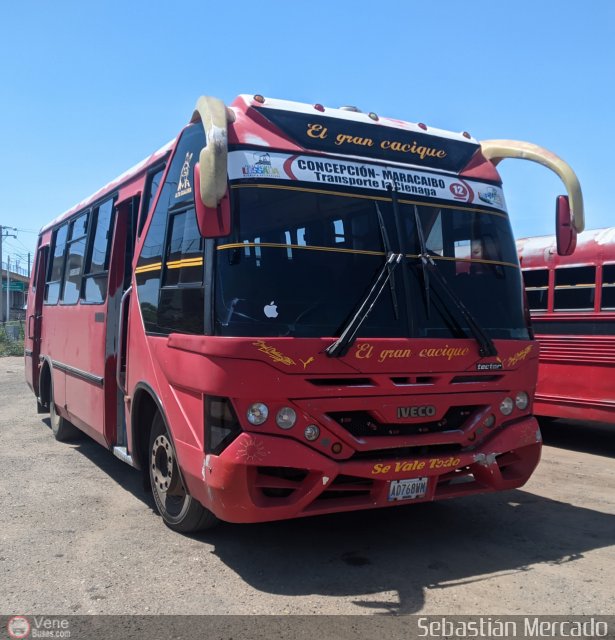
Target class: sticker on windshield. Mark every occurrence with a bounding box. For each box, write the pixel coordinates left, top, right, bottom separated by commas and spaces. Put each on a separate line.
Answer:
228, 151, 507, 213
263, 300, 279, 318
241, 152, 282, 179
175, 151, 194, 198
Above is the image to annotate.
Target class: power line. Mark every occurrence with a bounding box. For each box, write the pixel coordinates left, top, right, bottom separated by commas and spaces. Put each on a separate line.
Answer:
13, 227, 39, 234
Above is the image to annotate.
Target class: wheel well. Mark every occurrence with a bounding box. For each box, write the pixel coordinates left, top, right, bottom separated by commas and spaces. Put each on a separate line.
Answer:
131, 388, 159, 475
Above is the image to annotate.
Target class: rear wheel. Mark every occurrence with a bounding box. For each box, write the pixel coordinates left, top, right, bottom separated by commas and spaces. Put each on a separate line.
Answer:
49, 377, 80, 442
149, 413, 218, 532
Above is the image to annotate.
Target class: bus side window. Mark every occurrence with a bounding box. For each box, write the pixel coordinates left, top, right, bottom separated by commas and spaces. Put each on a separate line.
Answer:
82, 198, 115, 304
158, 207, 204, 334
138, 165, 166, 238
163, 208, 203, 287
554, 266, 596, 310
602, 264, 615, 309
61, 212, 89, 305
45, 223, 69, 305
523, 269, 549, 310
135, 123, 205, 334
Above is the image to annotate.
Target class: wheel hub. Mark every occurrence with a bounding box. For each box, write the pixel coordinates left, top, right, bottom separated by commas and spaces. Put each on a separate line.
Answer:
151, 435, 181, 495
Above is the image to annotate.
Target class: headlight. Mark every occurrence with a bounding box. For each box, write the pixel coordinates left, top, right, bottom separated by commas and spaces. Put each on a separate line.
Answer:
276, 407, 296, 429
515, 391, 529, 410
247, 402, 269, 425
499, 397, 514, 416
304, 425, 320, 441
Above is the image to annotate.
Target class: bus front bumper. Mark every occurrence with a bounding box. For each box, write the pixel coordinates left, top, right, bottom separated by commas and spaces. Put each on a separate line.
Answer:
194, 416, 542, 524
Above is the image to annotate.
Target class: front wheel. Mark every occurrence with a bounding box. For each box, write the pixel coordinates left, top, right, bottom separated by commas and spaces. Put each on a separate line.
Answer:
149, 413, 218, 533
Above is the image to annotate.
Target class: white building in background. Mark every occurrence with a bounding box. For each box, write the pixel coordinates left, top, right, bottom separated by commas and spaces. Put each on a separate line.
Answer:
1, 261, 29, 321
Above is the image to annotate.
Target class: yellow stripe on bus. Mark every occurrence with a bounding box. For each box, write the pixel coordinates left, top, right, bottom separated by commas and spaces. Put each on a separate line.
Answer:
230, 183, 509, 218
135, 258, 203, 274
216, 242, 384, 257
405, 254, 520, 270
134, 262, 162, 274
166, 258, 204, 269
217, 242, 519, 269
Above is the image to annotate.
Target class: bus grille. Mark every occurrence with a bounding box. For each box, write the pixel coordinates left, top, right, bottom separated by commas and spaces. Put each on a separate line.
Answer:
327, 406, 479, 438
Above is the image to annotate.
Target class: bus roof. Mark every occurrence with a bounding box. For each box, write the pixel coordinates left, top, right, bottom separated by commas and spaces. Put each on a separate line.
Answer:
41, 93, 503, 234
518, 227, 615, 267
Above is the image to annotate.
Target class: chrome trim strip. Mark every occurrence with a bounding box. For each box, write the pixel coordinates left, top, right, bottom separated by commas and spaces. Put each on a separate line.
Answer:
51, 359, 104, 386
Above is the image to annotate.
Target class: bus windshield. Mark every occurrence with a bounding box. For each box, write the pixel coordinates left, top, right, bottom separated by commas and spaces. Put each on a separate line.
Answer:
214, 184, 529, 341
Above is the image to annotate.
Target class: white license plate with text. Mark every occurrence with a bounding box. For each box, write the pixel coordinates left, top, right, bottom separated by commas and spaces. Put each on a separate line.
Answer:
388, 477, 429, 501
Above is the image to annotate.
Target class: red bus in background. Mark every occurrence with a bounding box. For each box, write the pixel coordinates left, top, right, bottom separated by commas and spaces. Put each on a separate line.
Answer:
518, 228, 615, 424
25, 94, 584, 532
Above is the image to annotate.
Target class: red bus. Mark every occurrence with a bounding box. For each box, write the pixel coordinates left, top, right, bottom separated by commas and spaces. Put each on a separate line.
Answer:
25, 94, 584, 532
518, 227, 615, 423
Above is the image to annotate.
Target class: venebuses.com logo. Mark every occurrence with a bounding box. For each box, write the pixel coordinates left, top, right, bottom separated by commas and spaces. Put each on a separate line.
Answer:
6, 616, 70, 639
7, 617, 30, 639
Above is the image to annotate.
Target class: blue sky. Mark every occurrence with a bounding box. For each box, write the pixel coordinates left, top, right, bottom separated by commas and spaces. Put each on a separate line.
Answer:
1, 0, 613, 268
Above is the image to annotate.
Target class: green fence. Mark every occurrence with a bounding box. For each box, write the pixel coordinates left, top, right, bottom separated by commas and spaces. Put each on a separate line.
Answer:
0, 321, 24, 356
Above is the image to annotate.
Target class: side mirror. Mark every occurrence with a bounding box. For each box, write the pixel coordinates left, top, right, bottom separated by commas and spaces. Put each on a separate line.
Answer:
556, 195, 577, 256
194, 162, 231, 238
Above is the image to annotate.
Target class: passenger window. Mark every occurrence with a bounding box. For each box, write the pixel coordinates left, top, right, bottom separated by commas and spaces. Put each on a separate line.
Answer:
136, 123, 205, 334
523, 269, 549, 311
138, 165, 166, 237
61, 212, 89, 305
163, 208, 203, 286
601, 264, 615, 309
82, 198, 115, 303
45, 224, 69, 304
553, 266, 595, 310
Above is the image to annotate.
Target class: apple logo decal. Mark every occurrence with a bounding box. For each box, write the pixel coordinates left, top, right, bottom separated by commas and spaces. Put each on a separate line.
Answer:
264, 301, 278, 318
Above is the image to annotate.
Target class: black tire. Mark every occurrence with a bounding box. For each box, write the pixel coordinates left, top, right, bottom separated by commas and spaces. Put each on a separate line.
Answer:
149, 413, 218, 533
49, 377, 80, 442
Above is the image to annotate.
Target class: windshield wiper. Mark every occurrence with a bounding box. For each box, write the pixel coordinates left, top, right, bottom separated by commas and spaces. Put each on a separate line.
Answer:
326, 252, 402, 358
411, 205, 498, 358
375, 202, 400, 320
412, 203, 432, 317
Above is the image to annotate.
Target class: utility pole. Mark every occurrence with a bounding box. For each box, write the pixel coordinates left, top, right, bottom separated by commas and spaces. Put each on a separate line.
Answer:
0, 226, 17, 322
6, 255, 9, 322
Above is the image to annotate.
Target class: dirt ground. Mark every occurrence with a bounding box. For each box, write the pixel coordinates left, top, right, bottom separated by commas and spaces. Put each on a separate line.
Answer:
1, 356, 614, 615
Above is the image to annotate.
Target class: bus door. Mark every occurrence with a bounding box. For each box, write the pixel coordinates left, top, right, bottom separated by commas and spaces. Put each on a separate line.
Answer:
104, 194, 139, 455
25, 244, 48, 401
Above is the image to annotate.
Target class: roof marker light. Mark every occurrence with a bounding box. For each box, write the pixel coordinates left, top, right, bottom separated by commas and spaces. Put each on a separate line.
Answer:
368, 112, 379, 121
462, 131, 472, 139
253, 94, 265, 104
418, 122, 428, 130
313, 103, 325, 112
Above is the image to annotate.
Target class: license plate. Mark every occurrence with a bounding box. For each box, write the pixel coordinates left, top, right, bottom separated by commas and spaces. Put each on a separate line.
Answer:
388, 477, 429, 502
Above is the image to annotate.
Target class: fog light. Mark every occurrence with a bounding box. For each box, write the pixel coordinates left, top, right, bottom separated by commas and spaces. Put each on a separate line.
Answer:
247, 402, 268, 425
304, 425, 320, 441
484, 414, 496, 428
276, 407, 296, 429
515, 391, 529, 410
499, 397, 514, 416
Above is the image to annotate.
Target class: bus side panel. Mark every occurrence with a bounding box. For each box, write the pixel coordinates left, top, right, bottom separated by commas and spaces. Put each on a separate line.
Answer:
534, 334, 615, 422
42, 303, 108, 445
